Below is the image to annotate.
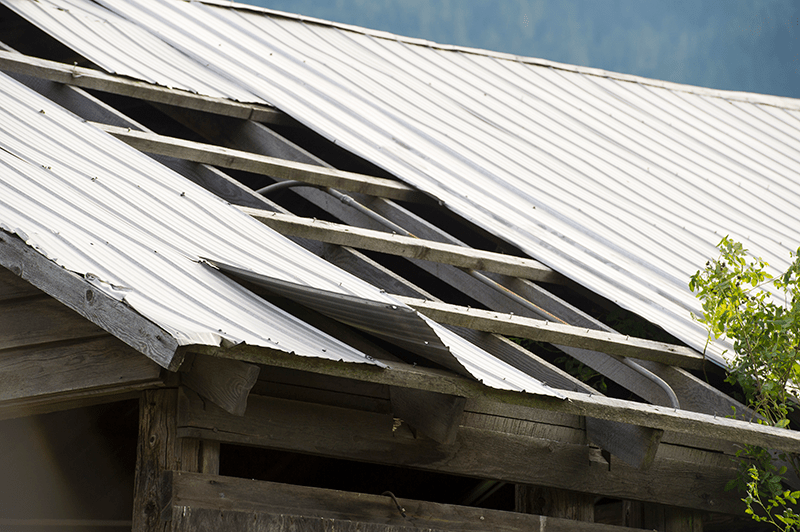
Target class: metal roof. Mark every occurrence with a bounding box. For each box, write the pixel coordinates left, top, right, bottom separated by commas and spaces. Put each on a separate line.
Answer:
7, 0, 800, 366
0, 69, 562, 395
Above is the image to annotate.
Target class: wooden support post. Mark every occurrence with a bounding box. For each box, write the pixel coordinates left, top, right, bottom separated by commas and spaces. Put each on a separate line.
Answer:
516, 485, 596, 522
133, 387, 221, 532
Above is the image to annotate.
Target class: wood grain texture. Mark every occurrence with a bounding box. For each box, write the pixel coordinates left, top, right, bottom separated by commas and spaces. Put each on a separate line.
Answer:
389, 386, 465, 444
0, 335, 161, 403
0, 51, 290, 125
176, 391, 743, 513
166, 471, 653, 532
0, 296, 106, 350
516, 485, 595, 522
190, 344, 796, 455
0, 233, 180, 369
94, 123, 431, 204
395, 296, 703, 369
242, 208, 561, 283
181, 354, 260, 416
0, 265, 41, 301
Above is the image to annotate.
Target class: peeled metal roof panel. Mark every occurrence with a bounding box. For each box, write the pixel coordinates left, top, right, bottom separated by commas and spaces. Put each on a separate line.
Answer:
0, 70, 559, 396
10, 0, 800, 367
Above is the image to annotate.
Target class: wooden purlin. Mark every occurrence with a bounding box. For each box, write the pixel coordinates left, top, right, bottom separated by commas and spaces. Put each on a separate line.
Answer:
241, 207, 563, 283
0, 51, 292, 125
94, 123, 433, 204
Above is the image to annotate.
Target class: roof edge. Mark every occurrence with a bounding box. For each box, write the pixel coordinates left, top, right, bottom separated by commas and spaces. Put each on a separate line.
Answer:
193, 0, 800, 111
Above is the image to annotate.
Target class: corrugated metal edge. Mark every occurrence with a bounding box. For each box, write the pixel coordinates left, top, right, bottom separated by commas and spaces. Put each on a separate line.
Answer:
194, 0, 800, 110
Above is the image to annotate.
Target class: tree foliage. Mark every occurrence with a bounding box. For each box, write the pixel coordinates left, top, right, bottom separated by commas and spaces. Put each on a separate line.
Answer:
690, 236, 800, 529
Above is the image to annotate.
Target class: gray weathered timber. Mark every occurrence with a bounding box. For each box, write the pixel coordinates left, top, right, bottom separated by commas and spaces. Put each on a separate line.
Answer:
395, 296, 704, 369
185, 344, 800, 454
166, 471, 649, 532
516, 485, 595, 522
202, 118, 676, 407
163, 112, 670, 468
0, 335, 160, 403
241, 208, 562, 283
0, 51, 290, 124
181, 354, 260, 416
93, 123, 432, 204
0, 232, 181, 369
0, 296, 106, 350
389, 387, 465, 444
176, 390, 743, 513
0, 264, 41, 301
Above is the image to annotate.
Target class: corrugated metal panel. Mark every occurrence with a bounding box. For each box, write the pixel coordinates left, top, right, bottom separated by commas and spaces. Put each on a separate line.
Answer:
0, 70, 558, 396
9, 0, 800, 367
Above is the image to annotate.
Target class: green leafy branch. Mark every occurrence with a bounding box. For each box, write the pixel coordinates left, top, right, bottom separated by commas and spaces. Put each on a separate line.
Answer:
690, 236, 800, 529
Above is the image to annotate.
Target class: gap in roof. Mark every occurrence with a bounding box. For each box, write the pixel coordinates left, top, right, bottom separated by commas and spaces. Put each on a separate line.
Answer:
248, 0, 800, 99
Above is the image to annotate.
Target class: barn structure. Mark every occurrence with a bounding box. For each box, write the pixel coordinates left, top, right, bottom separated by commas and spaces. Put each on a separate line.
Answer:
1, 1, 800, 531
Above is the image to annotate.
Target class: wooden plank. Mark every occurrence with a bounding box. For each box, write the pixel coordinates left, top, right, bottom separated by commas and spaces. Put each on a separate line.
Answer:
516, 485, 595, 521
242, 208, 562, 283
93, 123, 432, 204
155, 112, 693, 467
181, 354, 260, 416
166, 471, 647, 532
0, 51, 290, 125
396, 296, 704, 369
0, 335, 161, 403
0, 233, 181, 370
0, 296, 106, 350
186, 344, 800, 454
389, 387, 465, 444
176, 391, 743, 513
0, 265, 41, 301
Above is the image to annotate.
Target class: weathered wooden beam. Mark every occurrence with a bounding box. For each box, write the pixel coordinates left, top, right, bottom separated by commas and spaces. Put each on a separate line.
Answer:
92, 123, 432, 204
166, 471, 647, 532
0, 234, 181, 370
516, 485, 596, 522
153, 110, 687, 468
395, 296, 704, 369
0, 296, 106, 350
184, 345, 800, 455
0, 335, 161, 420
0, 51, 291, 125
0, 265, 41, 301
389, 387, 465, 444
180, 353, 260, 416
176, 390, 743, 513
242, 208, 563, 284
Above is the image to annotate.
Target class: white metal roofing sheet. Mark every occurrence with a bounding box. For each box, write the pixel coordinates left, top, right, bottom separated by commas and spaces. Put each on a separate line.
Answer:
0, 69, 558, 395
8, 0, 800, 366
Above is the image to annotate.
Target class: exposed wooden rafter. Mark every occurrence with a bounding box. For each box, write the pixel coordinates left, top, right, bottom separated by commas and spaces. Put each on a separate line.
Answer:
93, 123, 433, 204
0, 51, 292, 125
394, 296, 705, 369
241, 207, 563, 284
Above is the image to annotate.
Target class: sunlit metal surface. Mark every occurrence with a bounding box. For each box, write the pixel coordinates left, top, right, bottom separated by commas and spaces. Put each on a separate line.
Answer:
8, 0, 800, 367
0, 71, 560, 394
